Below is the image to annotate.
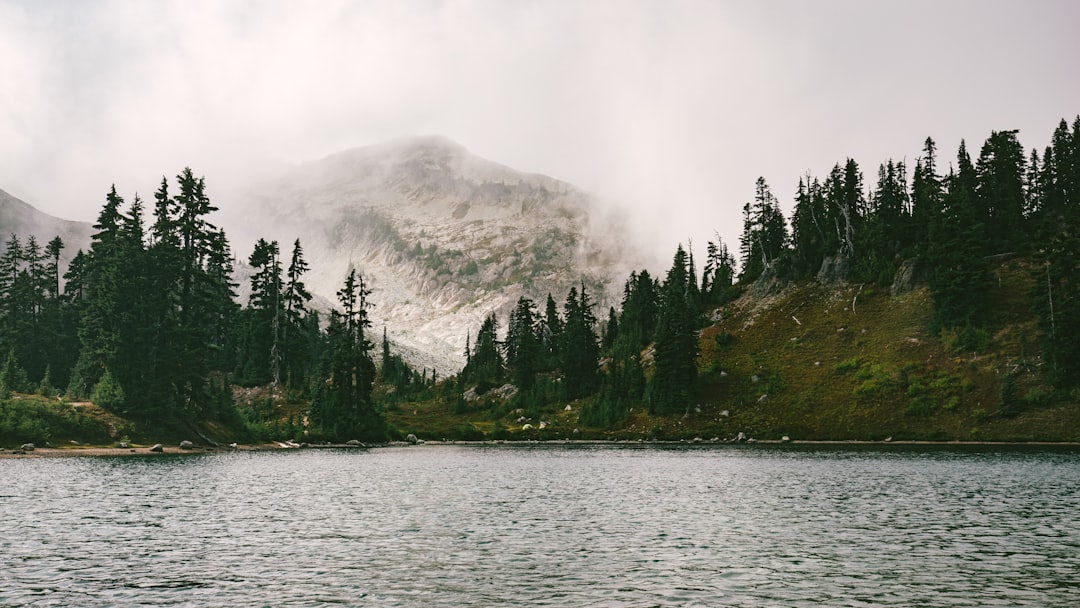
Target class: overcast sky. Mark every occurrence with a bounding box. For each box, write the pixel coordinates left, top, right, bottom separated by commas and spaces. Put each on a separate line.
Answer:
2, 0, 1078, 262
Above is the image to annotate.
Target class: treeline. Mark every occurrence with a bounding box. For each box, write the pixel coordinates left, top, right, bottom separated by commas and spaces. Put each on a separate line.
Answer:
738, 116, 1080, 388
455, 240, 730, 425
457, 117, 1080, 427
0, 169, 405, 442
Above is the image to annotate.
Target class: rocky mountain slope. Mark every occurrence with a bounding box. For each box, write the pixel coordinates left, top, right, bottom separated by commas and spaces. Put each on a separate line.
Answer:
228, 136, 649, 374
0, 188, 92, 262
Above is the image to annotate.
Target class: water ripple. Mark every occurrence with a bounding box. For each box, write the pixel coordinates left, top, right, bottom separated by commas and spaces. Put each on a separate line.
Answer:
2, 445, 1079, 606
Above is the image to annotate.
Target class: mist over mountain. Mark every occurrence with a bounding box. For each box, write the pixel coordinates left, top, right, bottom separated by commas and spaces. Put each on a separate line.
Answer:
225, 136, 653, 373
0, 137, 652, 374
0, 189, 91, 262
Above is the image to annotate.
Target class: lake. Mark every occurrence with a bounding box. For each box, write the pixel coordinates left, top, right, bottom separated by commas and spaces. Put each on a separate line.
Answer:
2, 444, 1078, 607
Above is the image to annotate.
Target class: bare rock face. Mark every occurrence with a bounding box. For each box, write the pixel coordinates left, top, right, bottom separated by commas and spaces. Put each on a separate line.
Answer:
817, 254, 850, 285
890, 259, 919, 296
229, 136, 648, 374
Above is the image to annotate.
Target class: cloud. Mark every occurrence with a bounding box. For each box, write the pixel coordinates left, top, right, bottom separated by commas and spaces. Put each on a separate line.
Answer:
1, 0, 1078, 267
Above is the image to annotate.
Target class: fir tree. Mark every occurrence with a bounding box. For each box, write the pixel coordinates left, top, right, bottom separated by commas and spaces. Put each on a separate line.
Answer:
649, 245, 699, 414
505, 297, 541, 391
559, 283, 600, 401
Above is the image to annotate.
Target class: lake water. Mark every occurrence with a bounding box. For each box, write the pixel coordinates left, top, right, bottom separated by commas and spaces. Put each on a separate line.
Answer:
2, 444, 1078, 607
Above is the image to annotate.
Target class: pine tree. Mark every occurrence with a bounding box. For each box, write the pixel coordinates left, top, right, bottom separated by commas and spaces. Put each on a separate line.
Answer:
462, 312, 502, 388
976, 129, 1027, 253
701, 235, 737, 304
505, 297, 541, 391
618, 270, 659, 351
648, 245, 699, 414
911, 137, 943, 255
559, 283, 600, 401
738, 177, 788, 282
238, 238, 283, 385
311, 268, 384, 440
282, 239, 313, 388
69, 186, 126, 400
926, 141, 993, 342
1032, 116, 1080, 387
540, 293, 562, 371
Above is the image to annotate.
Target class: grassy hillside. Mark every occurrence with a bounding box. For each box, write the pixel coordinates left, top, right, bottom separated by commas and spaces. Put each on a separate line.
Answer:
386, 258, 1079, 443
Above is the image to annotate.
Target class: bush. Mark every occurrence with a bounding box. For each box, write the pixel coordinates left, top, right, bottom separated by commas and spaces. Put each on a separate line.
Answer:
713, 332, 737, 349
1021, 387, 1054, 409
91, 369, 126, 411
833, 357, 861, 374
940, 325, 991, 354
906, 396, 936, 417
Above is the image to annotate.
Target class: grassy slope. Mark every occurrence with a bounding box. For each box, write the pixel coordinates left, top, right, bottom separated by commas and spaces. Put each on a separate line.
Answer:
387, 258, 1079, 443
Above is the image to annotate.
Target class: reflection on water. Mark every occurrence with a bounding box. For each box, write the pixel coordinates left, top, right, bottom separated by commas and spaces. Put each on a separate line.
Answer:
2, 444, 1079, 607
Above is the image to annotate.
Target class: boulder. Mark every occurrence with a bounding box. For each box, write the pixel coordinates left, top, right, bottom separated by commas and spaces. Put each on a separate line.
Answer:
346, 439, 363, 446
890, 259, 919, 296
179, 440, 194, 450
406, 433, 419, 445
20, 443, 35, 451
817, 253, 850, 285
750, 264, 786, 298
150, 444, 164, 452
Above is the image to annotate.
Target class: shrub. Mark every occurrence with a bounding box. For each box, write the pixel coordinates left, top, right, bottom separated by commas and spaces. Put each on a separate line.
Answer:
906, 396, 936, 417
91, 369, 126, 411
713, 332, 737, 349
1021, 387, 1054, 408
833, 357, 861, 374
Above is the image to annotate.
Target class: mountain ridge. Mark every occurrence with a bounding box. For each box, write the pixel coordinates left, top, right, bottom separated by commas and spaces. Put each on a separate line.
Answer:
227, 135, 649, 374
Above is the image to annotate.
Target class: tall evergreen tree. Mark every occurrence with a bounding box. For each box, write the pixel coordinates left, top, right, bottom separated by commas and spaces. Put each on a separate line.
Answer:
462, 312, 503, 387
738, 177, 788, 282
911, 137, 943, 254
505, 296, 541, 391
310, 268, 384, 440
926, 141, 993, 340
976, 129, 1027, 253
649, 245, 699, 414
559, 283, 600, 401
1032, 117, 1080, 387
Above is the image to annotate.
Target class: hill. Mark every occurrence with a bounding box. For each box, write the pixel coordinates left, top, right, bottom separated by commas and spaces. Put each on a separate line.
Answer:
383, 257, 1079, 443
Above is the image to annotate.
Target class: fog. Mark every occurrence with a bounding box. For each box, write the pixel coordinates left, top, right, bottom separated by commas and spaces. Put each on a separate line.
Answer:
2, 0, 1078, 264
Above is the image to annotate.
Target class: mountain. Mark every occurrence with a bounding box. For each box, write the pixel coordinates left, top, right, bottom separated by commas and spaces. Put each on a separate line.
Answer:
228, 136, 649, 374
0, 188, 92, 261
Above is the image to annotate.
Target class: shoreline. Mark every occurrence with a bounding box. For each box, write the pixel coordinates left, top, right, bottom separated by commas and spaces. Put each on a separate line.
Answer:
3, 438, 1079, 458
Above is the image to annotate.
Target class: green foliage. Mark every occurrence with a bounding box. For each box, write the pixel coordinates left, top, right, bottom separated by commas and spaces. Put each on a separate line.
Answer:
739, 177, 788, 283
649, 245, 699, 414
309, 268, 387, 442
0, 396, 114, 445
0, 349, 28, 398
713, 331, 736, 349
939, 325, 992, 354
833, 357, 861, 374
559, 283, 600, 401
91, 368, 125, 411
